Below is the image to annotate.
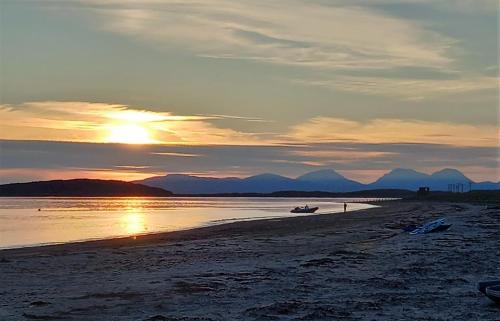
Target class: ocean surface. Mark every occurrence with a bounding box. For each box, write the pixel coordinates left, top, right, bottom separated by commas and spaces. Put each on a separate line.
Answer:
0, 197, 380, 249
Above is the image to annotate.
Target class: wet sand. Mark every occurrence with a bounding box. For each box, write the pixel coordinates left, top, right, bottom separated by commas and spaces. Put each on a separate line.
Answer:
0, 201, 499, 321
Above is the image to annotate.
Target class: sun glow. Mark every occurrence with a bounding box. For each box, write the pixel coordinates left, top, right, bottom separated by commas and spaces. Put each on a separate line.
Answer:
107, 123, 154, 144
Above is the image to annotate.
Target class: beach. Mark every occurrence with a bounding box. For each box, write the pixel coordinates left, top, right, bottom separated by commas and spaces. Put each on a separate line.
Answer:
0, 201, 499, 321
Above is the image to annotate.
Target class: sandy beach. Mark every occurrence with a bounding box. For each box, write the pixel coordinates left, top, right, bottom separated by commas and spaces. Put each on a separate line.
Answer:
0, 201, 499, 321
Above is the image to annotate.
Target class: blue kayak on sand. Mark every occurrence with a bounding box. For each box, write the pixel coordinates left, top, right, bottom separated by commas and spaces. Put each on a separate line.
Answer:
409, 218, 451, 235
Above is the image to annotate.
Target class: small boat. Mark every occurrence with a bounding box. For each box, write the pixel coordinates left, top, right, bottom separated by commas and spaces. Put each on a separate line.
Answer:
409, 218, 451, 235
290, 205, 319, 213
478, 280, 500, 304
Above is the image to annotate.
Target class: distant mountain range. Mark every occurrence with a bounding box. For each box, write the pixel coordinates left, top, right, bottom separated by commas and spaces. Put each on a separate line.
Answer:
136, 168, 499, 194
1, 168, 497, 197
0, 179, 173, 197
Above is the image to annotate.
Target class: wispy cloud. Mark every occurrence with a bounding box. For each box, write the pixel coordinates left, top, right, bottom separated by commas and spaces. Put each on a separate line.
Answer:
1, 101, 497, 148
43, 0, 498, 101
290, 150, 397, 161
320, 0, 498, 14
293, 75, 498, 100
62, 0, 454, 70
150, 152, 201, 157
287, 117, 499, 147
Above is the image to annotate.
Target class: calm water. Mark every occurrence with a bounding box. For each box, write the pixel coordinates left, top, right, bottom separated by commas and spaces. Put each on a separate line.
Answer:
0, 197, 379, 249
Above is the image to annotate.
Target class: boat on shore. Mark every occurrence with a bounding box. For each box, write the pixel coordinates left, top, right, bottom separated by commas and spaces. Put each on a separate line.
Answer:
290, 205, 319, 213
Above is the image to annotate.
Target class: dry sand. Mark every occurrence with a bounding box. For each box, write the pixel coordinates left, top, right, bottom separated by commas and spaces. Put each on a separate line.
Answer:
0, 201, 499, 321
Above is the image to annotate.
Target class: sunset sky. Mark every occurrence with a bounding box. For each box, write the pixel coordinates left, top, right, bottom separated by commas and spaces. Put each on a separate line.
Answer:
0, 0, 498, 183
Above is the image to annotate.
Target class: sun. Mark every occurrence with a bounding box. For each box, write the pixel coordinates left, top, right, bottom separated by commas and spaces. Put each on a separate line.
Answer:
107, 123, 154, 144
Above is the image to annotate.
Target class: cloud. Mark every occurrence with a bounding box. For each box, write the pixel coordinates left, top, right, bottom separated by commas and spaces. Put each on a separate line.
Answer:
0, 101, 268, 145
289, 150, 397, 162
150, 152, 200, 157
287, 117, 499, 147
319, 0, 498, 14
59, 0, 454, 71
293, 75, 498, 100
1, 140, 498, 183
42, 0, 497, 100
1, 101, 498, 149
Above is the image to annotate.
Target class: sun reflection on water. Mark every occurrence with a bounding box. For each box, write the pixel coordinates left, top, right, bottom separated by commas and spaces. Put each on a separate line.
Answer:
122, 211, 146, 235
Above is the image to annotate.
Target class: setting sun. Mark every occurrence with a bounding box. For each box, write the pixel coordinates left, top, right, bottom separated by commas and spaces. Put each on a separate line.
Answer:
107, 123, 154, 144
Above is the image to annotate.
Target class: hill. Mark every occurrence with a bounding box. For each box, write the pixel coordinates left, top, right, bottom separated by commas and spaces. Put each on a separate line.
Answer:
0, 179, 173, 197
296, 169, 364, 192
136, 168, 498, 194
368, 168, 429, 190
136, 169, 365, 194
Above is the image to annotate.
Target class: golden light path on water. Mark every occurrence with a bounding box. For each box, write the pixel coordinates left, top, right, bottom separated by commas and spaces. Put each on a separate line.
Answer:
122, 211, 147, 235
0, 197, 381, 249
121, 199, 148, 235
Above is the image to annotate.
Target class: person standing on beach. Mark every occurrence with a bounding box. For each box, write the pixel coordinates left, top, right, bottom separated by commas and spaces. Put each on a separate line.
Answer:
344, 202, 347, 213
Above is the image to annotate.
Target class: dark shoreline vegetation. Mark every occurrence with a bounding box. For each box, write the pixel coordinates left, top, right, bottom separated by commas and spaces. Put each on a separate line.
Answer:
177, 189, 414, 198
0, 179, 499, 203
411, 190, 500, 203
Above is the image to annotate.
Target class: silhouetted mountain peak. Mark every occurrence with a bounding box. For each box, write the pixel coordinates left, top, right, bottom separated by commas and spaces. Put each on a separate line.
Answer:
390, 168, 424, 174
245, 173, 292, 181
431, 168, 470, 181
135, 168, 497, 194
165, 174, 196, 179
379, 168, 428, 180
297, 169, 344, 181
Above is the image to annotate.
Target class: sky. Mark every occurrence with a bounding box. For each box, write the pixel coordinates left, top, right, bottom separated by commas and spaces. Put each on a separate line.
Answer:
0, 0, 498, 184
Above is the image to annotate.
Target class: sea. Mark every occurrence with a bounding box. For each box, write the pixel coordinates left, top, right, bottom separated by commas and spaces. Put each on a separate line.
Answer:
0, 197, 381, 249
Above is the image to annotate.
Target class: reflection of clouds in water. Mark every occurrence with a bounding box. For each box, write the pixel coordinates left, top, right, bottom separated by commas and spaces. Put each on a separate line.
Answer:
122, 211, 146, 235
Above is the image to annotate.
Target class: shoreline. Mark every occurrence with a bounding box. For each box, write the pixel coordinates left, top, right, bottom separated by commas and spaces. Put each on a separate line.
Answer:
0, 203, 377, 256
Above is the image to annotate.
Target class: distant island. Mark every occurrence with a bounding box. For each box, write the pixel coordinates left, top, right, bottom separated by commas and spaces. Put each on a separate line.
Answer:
0, 179, 173, 197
